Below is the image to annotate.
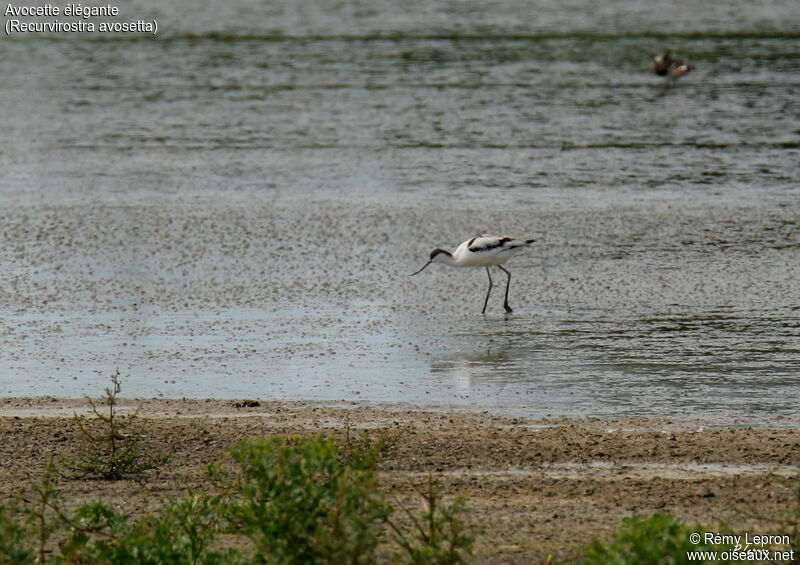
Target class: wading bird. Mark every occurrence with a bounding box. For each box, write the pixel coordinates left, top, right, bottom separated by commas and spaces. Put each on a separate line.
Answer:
653, 50, 694, 79
410, 234, 536, 314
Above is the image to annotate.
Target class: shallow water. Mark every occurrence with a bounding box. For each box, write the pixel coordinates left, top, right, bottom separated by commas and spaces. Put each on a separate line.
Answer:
1, 0, 799, 424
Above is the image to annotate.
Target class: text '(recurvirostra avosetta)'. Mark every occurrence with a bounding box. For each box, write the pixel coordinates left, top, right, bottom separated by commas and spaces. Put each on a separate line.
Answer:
4, 3, 158, 35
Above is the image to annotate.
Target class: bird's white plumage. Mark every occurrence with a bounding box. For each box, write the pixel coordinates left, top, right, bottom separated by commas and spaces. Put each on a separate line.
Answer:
450, 234, 532, 267
410, 234, 536, 313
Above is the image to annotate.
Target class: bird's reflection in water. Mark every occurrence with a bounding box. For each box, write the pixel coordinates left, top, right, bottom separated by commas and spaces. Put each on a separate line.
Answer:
429, 340, 529, 396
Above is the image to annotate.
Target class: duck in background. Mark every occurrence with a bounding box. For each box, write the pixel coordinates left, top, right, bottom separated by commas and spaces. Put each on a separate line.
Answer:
653, 50, 694, 79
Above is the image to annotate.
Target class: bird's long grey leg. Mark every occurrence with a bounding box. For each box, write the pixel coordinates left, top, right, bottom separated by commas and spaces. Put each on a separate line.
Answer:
498, 265, 513, 313
482, 267, 493, 314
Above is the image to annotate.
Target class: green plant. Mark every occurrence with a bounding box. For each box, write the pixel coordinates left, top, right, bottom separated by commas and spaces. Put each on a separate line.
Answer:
737, 474, 799, 564
576, 513, 740, 565
387, 475, 476, 565
0, 503, 34, 565
58, 496, 243, 565
2, 429, 481, 564
25, 462, 63, 565
0, 462, 72, 564
56, 502, 133, 564
213, 436, 389, 565
65, 369, 170, 480
337, 413, 391, 471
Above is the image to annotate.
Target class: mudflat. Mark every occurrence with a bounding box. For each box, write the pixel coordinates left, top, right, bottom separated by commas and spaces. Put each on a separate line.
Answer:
1, 397, 797, 562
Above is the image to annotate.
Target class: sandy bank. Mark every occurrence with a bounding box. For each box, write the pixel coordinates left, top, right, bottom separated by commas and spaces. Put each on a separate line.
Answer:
1, 397, 797, 562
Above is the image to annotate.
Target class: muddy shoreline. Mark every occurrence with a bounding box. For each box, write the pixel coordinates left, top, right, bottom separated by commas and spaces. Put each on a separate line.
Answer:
1, 397, 798, 562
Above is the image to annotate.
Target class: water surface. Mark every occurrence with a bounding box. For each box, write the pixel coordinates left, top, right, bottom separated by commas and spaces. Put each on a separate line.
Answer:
1, 0, 799, 425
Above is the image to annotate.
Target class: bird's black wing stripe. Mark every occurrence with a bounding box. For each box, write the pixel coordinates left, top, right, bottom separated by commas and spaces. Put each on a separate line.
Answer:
469, 237, 514, 252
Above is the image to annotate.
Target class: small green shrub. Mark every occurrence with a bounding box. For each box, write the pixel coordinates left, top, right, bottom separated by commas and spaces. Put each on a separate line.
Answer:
25, 462, 63, 565
388, 475, 476, 565
58, 497, 243, 565
213, 436, 390, 565
65, 369, 170, 480
4, 428, 477, 564
737, 474, 799, 563
0, 504, 34, 565
577, 514, 739, 565
338, 413, 388, 470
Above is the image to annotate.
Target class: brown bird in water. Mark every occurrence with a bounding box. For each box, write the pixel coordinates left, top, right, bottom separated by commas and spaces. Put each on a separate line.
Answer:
653, 50, 694, 79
